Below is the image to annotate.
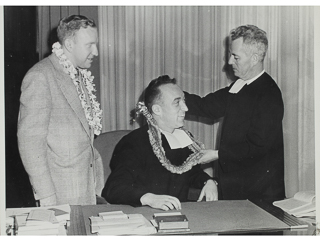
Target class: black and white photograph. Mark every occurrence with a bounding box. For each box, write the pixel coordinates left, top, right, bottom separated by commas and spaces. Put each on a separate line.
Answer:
1, 4, 319, 236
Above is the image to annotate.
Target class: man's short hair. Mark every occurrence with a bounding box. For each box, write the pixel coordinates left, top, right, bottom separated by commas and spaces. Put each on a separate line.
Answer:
144, 75, 177, 113
230, 25, 268, 62
57, 15, 96, 45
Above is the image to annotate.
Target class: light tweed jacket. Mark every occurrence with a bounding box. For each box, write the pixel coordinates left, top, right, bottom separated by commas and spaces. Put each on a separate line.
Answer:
17, 53, 104, 205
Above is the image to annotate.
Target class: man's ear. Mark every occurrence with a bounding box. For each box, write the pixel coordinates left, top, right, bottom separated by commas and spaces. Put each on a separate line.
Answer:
152, 104, 162, 116
64, 38, 74, 53
251, 53, 259, 66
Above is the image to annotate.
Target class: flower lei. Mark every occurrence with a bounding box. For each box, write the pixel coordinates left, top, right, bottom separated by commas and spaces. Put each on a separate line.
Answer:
136, 102, 205, 174
52, 42, 102, 135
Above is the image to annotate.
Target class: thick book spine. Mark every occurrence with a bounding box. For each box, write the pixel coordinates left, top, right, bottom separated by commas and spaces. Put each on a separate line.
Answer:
155, 215, 189, 230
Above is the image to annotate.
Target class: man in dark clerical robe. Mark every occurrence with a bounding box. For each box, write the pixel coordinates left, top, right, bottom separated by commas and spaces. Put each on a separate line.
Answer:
184, 25, 285, 202
102, 75, 218, 211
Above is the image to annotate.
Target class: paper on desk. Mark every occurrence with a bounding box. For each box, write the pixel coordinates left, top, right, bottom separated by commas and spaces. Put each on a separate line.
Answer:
48, 207, 69, 216
273, 191, 315, 213
90, 213, 156, 235
294, 210, 316, 218
17, 224, 66, 236
6, 204, 71, 235
6, 204, 71, 218
288, 202, 316, 217
99, 211, 128, 220
97, 214, 156, 235
27, 209, 58, 224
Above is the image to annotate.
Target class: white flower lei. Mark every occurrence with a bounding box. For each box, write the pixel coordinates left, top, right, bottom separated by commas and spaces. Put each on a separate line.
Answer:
52, 42, 102, 135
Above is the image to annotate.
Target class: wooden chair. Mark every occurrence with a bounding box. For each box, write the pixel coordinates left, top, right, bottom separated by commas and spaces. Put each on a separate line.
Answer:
94, 130, 131, 204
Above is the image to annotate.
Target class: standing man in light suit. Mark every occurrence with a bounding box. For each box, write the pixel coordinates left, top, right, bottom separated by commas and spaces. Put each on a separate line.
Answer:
17, 15, 104, 206
185, 25, 285, 202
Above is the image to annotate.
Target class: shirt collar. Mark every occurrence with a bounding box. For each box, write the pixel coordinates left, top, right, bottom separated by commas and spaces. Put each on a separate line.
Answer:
229, 70, 265, 94
245, 69, 265, 85
160, 128, 193, 149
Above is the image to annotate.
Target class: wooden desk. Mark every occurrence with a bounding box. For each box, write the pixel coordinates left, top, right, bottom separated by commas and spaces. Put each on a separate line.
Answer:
67, 200, 315, 235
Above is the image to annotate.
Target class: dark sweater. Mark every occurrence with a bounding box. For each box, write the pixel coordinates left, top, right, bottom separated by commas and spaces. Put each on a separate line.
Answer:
184, 72, 285, 202
102, 125, 213, 206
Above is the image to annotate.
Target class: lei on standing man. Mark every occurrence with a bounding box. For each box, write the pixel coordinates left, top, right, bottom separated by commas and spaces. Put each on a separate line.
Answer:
17, 15, 104, 206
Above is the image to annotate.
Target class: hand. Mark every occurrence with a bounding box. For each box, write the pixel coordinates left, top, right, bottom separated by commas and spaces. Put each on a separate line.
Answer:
197, 179, 218, 202
140, 193, 181, 211
198, 150, 219, 164
40, 194, 57, 207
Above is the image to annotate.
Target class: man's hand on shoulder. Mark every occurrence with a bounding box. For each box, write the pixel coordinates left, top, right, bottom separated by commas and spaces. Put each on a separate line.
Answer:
197, 179, 218, 202
140, 193, 181, 211
199, 150, 219, 164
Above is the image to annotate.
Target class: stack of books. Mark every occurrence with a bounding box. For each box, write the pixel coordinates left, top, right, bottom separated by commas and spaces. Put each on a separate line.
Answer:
89, 210, 156, 235
152, 212, 190, 233
273, 191, 316, 224
6, 204, 70, 235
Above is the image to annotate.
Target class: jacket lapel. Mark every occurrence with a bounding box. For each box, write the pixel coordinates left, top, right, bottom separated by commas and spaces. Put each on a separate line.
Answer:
49, 54, 92, 139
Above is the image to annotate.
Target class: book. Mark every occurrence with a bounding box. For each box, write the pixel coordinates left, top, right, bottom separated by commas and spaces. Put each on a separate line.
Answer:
18, 223, 60, 232
17, 224, 66, 236
273, 191, 315, 217
18, 228, 60, 235
154, 214, 189, 230
26, 209, 59, 225
90, 215, 145, 233
157, 228, 191, 233
6, 204, 70, 236
14, 214, 28, 229
153, 212, 182, 217
98, 210, 128, 220
89, 212, 156, 235
97, 224, 156, 236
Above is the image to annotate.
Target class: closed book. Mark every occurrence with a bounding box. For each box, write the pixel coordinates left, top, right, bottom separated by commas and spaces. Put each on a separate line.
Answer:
154, 215, 188, 230
18, 223, 60, 232
90, 213, 156, 235
17, 228, 60, 235
158, 228, 191, 234
15, 214, 28, 228
99, 211, 128, 220
97, 225, 156, 235
90, 214, 150, 234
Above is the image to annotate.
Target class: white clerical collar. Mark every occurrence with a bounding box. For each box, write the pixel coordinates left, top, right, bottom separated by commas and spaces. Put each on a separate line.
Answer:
160, 128, 193, 149
229, 70, 265, 94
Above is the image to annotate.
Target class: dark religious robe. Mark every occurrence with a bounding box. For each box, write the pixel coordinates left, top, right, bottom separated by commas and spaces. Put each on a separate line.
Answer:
184, 72, 285, 202
102, 124, 214, 206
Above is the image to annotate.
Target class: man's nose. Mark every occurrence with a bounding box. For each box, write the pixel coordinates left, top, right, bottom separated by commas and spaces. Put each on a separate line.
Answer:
181, 101, 188, 111
228, 55, 234, 65
92, 45, 99, 56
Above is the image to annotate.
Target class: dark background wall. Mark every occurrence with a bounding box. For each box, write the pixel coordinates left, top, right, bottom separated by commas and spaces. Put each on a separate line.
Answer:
4, 6, 99, 208
5, 6, 38, 207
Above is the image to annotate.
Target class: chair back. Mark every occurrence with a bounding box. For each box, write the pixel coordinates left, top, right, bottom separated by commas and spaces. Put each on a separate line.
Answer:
94, 130, 131, 183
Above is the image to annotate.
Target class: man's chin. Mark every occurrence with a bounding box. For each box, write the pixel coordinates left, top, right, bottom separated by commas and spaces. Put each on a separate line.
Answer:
177, 122, 185, 128
81, 62, 92, 69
